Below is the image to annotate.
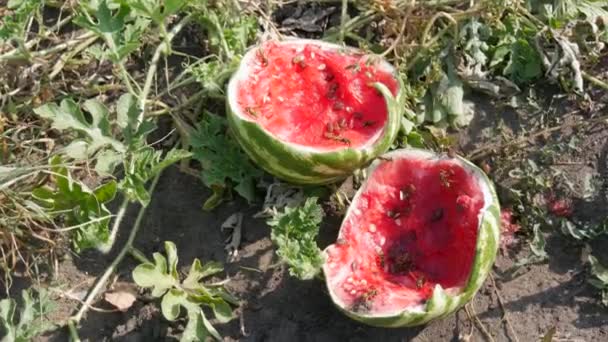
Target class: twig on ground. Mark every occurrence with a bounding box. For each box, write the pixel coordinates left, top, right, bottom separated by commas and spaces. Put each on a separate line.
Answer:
68, 172, 161, 328
466, 111, 608, 161
489, 274, 520, 342
465, 301, 496, 342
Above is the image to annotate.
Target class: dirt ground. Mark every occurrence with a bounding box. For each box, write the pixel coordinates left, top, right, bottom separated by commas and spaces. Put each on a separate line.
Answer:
21, 89, 606, 341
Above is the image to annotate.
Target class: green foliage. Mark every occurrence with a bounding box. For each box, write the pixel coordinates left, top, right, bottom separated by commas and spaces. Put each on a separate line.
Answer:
423, 57, 472, 128
0, 0, 41, 44
268, 197, 325, 280
192, 0, 258, 58
32, 157, 117, 252
187, 1, 257, 95
0, 288, 55, 341
191, 113, 262, 210
75, 0, 150, 62
119, 147, 192, 205
588, 255, 608, 306
132, 241, 237, 342
33, 98, 126, 160
488, 15, 543, 84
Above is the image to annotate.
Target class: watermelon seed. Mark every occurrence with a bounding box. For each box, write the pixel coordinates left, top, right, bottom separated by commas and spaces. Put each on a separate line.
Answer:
347, 277, 354, 283
379, 236, 386, 246
333, 101, 345, 111
345, 63, 361, 73
256, 48, 268, 66
277, 96, 285, 102
338, 118, 347, 129
350, 289, 357, 295
292, 54, 306, 68
327, 83, 339, 98
400, 184, 416, 200
387, 210, 401, 219
416, 275, 426, 289
323, 132, 351, 145
439, 169, 455, 188
351, 261, 358, 271
348, 118, 355, 129
365, 71, 373, 79
363, 120, 376, 127
324, 73, 335, 81
336, 237, 347, 246
317, 63, 326, 70
245, 106, 258, 117
431, 208, 444, 222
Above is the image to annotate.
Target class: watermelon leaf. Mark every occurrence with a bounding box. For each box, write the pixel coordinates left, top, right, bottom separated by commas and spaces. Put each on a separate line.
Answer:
268, 197, 325, 280
132, 241, 237, 341
191, 113, 262, 209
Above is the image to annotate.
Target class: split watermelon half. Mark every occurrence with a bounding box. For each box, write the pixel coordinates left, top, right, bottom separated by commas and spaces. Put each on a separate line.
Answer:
322, 149, 501, 327
226, 39, 405, 184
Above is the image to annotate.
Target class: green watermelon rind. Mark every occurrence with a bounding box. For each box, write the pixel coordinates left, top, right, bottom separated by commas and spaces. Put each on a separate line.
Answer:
322, 148, 501, 327
226, 39, 405, 185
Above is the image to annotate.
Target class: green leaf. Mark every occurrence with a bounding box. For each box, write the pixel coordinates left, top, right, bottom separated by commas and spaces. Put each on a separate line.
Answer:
95, 149, 123, 175
160, 289, 187, 321
183, 259, 224, 290
211, 300, 233, 323
132, 252, 179, 297
191, 113, 262, 206
0, 288, 55, 341
589, 255, 608, 284
31, 157, 115, 252
119, 148, 191, 205
268, 197, 325, 280
33, 99, 125, 157
530, 224, 548, 259
132, 241, 237, 341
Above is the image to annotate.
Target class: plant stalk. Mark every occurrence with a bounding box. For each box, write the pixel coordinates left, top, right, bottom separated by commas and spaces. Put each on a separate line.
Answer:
68, 172, 161, 327
138, 14, 193, 125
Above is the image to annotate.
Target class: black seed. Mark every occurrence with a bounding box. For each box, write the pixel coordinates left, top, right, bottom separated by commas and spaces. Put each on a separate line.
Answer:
431, 208, 444, 222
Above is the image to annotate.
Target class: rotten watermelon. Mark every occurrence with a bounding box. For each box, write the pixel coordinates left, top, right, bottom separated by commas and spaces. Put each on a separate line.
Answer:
226, 39, 405, 184
323, 149, 501, 327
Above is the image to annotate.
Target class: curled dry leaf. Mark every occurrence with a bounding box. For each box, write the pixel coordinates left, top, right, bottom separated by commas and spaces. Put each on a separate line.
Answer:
104, 288, 137, 312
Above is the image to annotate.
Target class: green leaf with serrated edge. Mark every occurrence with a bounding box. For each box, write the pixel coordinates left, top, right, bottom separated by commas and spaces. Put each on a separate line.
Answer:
160, 289, 187, 321
268, 197, 325, 280
120, 148, 191, 205
132, 252, 178, 297
192, 113, 262, 206
32, 156, 113, 251
34, 99, 125, 157
183, 259, 223, 290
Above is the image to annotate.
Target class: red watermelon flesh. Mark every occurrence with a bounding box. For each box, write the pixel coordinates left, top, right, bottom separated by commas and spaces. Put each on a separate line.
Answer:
236, 41, 399, 150
324, 156, 485, 314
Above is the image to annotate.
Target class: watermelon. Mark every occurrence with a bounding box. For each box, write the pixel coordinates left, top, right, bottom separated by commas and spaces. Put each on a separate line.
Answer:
322, 149, 501, 327
226, 39, 405, 184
